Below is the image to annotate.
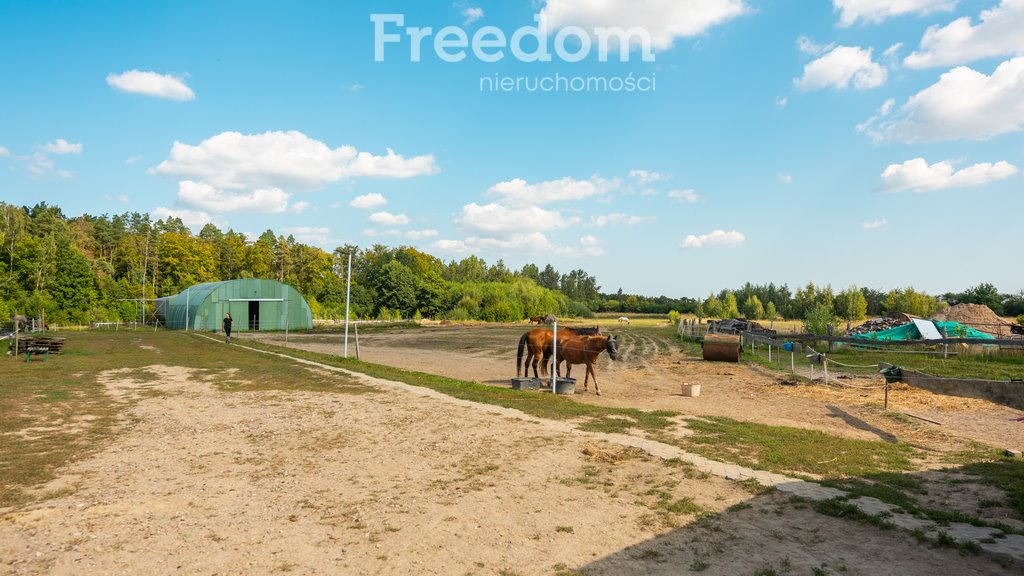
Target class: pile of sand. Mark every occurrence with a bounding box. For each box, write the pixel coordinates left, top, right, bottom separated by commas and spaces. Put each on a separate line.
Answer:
931, 303, 1004, 335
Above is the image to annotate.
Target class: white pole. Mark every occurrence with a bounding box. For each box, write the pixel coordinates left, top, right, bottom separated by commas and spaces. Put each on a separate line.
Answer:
142, 242, 148, 326
343, 252, 352, 357
551, 320, 557, 393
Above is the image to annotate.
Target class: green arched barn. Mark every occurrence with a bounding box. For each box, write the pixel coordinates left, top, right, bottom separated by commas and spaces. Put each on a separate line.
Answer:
155, 279, 313, 332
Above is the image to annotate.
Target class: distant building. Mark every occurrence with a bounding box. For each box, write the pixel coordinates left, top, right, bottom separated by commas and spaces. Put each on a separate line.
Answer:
155, 279, 313, 331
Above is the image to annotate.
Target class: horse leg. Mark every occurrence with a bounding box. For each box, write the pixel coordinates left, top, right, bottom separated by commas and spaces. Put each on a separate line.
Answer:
589, 363, 600, 396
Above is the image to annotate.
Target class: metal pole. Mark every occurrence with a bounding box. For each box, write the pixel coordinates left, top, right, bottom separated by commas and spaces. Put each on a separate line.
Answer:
142, 242, 148, 326
344, 252, 352, 357
551, 320, 557, 393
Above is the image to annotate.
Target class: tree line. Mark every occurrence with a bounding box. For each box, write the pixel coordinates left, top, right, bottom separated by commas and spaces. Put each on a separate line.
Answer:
2, 202, 1021, 326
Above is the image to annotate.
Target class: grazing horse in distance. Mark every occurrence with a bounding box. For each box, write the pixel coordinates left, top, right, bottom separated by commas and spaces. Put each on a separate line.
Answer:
618, 316, 630, 325
516, 326, 602, 378
528, 315, 546, 324
547, 333, 620, 395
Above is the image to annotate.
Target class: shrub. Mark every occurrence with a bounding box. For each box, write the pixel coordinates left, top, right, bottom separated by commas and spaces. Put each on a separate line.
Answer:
803, 303, 836, 335
668, 310, 681, 325
1018, 314, 1024, 326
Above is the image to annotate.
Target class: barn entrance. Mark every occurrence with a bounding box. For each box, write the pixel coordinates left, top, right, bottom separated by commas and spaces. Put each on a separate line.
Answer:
248, 301, 260, 330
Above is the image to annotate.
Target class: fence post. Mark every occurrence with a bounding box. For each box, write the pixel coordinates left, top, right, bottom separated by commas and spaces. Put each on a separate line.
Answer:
827, 324, 834, 353
790, 350, 795, 374
942, 327, 948, 359
768, 343, 772, 363
823, 357, 829, 385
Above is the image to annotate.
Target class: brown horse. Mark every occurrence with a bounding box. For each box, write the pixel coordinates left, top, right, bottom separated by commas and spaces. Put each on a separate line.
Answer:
515, 326, 601, 378
528, 315, 546, 324
546, 333, 620, 395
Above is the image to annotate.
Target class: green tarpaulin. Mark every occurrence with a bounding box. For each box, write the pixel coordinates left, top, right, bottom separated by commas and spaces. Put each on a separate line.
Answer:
850, 320, 995, 341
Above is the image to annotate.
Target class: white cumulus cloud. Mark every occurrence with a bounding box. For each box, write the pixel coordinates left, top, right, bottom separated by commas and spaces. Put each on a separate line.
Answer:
151, 207, 226, 229
290, 201, 311, 214
44, 139, 82, 155
833, 0, 957, 27
486, 176, 614, 206
350, 193, 388, 209
177, 180, 290, 213
106, 70, 195, 101
431, 232, 602, 257
369, 211, 410, 226
457, 202, 576, 234
405, 229, 439, 240
628, 169, 665, 185
860, 57, 1024, 142
880, 158, 1018, 192
668, 189, 701, 203
795, 45, 887, 91
905, 0, 1024, 69
591, 213, 653, 227
863, 218, 888, 229
681, 229, 745, 249
541, 0, 748, 51
151, 130, 438, 192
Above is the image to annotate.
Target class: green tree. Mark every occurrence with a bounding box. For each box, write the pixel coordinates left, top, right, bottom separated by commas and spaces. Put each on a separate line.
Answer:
704, 294, 723, 318
50, 238, 96, 322
537, 264, 560, 291
884, 287, 944, 317
722, 291, 740, 318
373, 260, 418, 317
834, 285, 868, 322
742, 294, 764, 319
803, 302, 835, 335
765, 301, 778, 323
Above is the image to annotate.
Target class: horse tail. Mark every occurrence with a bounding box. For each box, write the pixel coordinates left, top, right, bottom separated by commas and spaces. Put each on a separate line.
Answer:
516, 331, 529, 377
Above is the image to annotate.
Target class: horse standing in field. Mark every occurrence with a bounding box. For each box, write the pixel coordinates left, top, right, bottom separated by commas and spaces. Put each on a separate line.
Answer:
528, 315, 546, 324
545, 333, 620, 395
515, 326, 601, 378
618, 316, 630, 325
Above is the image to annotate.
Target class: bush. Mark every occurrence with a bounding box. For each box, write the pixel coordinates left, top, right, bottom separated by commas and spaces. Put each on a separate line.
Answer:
1018, 314, 1024, 326
803, 303, 836, 335
668, 310, 681, 325
567, 300, 594, 318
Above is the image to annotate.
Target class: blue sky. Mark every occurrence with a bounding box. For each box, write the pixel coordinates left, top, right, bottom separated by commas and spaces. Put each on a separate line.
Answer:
1, 0, 1021, 297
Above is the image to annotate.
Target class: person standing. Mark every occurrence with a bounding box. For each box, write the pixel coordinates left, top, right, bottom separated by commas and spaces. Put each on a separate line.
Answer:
223, 312, 233, 344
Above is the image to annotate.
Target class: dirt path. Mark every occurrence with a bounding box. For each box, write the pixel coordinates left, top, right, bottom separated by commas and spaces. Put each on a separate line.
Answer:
0, 350, 1009, 575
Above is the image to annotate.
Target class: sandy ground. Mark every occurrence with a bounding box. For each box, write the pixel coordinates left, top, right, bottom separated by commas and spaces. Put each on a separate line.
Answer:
253, 326, 1024, 455
0, 353, 1012, 575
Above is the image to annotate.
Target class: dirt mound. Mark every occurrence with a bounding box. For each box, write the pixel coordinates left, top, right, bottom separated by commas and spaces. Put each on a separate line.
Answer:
931, 303, 1004, 335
